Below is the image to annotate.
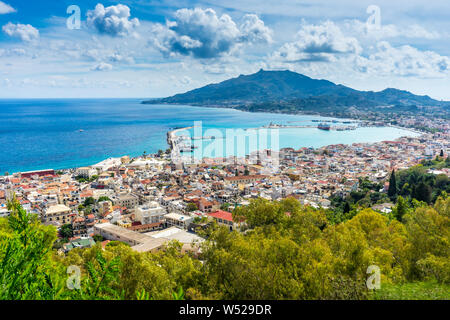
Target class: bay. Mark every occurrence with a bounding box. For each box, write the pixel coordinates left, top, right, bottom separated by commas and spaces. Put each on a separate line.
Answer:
0, 99, 419, 174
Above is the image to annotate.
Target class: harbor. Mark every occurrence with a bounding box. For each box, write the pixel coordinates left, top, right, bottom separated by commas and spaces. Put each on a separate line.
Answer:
261, 122, 358, 131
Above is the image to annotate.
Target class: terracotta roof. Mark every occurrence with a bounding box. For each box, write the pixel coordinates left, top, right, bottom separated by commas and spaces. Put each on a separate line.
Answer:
209, 210, 234, 222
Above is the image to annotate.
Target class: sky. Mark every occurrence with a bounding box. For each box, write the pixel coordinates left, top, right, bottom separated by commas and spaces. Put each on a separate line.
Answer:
0, 0, 450, 99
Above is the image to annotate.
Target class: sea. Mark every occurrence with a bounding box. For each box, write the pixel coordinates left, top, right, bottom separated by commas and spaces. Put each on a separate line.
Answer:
0, 99, 421, 174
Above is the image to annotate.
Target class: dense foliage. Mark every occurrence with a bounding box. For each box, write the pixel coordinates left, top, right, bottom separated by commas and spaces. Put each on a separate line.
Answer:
0, 194, 449, 300
329, 159, 450, 223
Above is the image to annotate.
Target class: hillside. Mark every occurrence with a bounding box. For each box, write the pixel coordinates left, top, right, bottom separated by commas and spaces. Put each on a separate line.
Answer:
143, 70, 450, 114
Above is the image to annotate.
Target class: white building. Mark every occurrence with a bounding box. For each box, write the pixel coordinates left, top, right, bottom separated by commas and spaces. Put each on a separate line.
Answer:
76, 167, 97, 179
164, 213, 193, 229
135, 201, 166, 225
92, 158, 122, 172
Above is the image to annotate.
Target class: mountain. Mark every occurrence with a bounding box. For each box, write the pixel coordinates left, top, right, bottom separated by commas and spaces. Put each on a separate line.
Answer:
142, 69, 449, 115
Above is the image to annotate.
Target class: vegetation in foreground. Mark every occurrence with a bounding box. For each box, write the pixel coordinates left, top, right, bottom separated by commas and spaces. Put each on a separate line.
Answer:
0, 192, 449, 300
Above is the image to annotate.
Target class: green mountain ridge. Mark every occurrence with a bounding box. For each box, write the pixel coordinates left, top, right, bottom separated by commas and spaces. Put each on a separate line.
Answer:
143, 69, 450, 114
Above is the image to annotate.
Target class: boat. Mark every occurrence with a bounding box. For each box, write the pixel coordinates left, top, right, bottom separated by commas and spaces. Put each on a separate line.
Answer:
318, 123, 331, 131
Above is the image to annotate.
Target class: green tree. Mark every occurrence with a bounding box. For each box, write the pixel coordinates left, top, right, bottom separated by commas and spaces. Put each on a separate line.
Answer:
393, 196, 409, 221
0, 197, 65, 300
343, 201, 351, 214
388, 169, 397, 199
84, 197, 95, 206
413, 182, 432, 204
98, 196, 111, 203
59, 224, 73, 239
186, 203, 198, 212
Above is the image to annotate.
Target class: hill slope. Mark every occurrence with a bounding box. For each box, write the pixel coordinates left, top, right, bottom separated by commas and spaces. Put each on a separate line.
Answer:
143, 69, 449, 115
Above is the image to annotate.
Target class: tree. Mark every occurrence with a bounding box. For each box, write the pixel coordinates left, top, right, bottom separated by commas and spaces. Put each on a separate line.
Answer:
98, 196, 111, 203
403, 200, 450, 281
186, 203, 198, 212
388, 169, 397, 199
59, 224, 73, 239
413, 182, 432, 204
394, 196, 409, 221
220, 203, 231, 211
84, 197, 95, 206
1, 194, 449, 301
440, 150, 444, 157
93, 234, 103, 242
343, 201, 351, 213
0, 197, 65, 300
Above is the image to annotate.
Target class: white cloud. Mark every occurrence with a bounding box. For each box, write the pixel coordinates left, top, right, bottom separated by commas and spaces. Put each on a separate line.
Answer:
108, 53, 135, 64
0, 1, 15, 14
355, 41, 450, 77
151, 8, 272, 59
180, 75, 192, 84
345, 20, 441, 40
271, 21, 361, 63
87, 3, 140, 37
239, 14, 273, 44
2, 22, 39, 42
90, 62, 113, 71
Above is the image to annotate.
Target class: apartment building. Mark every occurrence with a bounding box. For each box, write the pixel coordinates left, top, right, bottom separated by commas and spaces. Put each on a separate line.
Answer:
42, 204, 72, 225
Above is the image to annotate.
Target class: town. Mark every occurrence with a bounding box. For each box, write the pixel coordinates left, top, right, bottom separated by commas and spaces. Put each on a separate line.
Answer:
0, 126, 449, 255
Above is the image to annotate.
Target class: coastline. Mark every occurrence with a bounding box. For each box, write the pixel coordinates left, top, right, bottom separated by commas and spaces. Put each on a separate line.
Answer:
8, 128, 422, 177
2, 103, 427, 176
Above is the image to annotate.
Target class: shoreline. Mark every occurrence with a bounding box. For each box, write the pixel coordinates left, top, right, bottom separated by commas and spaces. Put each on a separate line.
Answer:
2, 105, 428, 176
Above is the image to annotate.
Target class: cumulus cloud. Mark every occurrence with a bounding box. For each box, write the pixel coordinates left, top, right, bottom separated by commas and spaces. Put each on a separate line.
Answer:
355, 41, 450, 77
152, 8, 272, 59
271, 21, 361, 63
87, 3, 140, 37
90, 62, 113, 71
345, 20, 441, 40
0, 48, 26, 57
0, 1, 15, 14
239, 14, 273, 44
2, 22, 39, 42
108, 53, 135, 64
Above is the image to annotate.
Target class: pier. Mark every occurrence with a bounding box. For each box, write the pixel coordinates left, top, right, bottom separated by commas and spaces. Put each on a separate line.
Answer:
260, 123, 358, 131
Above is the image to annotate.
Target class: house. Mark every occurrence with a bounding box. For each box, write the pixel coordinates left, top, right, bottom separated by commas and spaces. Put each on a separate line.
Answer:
114, 193, 139, 210
94, 223, 178, 253
145, 226, 204, 254
135, 201, 166, 224
42, 204, 72, 225
372, 203, 394, 214
72, 216, 87, 236
224, 175, 267, 185
164, 213, 193, 229
208, 210, 242, 231
76, 167, 97, 179
62, 237, 95, 253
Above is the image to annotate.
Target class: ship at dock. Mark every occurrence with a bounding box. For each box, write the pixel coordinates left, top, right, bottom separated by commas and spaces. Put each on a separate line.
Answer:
318, 123, 331, 131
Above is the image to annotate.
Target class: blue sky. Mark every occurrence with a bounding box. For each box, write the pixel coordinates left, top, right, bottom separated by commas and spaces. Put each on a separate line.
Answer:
1, 0, 450, 99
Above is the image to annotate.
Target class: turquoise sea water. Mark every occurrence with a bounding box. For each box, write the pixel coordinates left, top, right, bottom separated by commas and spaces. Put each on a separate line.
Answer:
0, 99, 420, 174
